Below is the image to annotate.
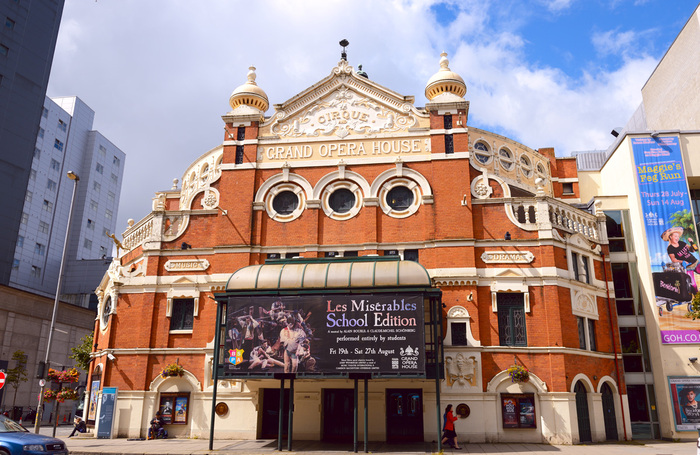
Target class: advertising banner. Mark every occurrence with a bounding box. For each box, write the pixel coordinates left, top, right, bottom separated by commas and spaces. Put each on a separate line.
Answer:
669, 376, 700, 430
96, 387, 117, 439
223, 294, 425, 376
632, 136, 700, 344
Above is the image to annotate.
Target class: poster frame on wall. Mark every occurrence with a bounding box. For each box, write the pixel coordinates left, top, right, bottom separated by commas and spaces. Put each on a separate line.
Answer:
668, 376, 700, 431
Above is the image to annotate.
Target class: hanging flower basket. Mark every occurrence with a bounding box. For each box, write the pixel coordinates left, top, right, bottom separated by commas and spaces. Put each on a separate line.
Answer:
161, 363, 184, 378
47, 368, 80, 383
507, 364, 530, 383
43, 389, 57, 401
56, 388, 79, 403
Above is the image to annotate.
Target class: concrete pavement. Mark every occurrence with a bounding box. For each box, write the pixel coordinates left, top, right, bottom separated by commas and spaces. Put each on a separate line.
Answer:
38, 426, 699, 455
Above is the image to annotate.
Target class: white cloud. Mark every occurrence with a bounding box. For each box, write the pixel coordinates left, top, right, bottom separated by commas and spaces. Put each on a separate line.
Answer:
48, 0, 665, 232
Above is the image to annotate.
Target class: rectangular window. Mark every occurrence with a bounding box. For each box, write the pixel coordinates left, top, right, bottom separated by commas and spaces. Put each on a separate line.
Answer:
501, 394, 536, 429
93, 181, 101, 192
562, 182, 574, 194
31, 265, 41, 278
25, 191, 32, 203
283, 252, 300, 259
113, 155, 120, 167
30, 169, 36, 180
170, 298, 194, 331
110, 173, 118, 184
42, 200, 53, 212
577, 317, 586, 350
581, 255, 590, 284
47, 179, 56, 191
343, 251, 358, 257
404, 249, 419, 262
50, 159, 60, 171
158, 393, 190, 425
443, 114, 452, 129
588, 319, 596, 351
105, 209, 113, 220
106, 191, 114, 204
34, 147, 41, 159
266, 253, 280, 259
383, 249, 399, 257
451, 322, 467, 346
21, 212, 28, 224
324, 251, 338, 258
99, 145, 106, 156
58, 119, 67, 132
96, 163, 104, 174
38, 221, 49, 234
0, 44, 8, 56
90, 200, 98, 211
37, 127, 44, 138
87, 219, 94, 230
83, 238, 92, 250
497, 293, 527, 346
34, 243, 45, 256
103, 227, 110, 237
12, 259, 19, 270
16, 236, 23, 248
605, 210, 627, 252
571, 252, 590, 283
237, 126, 245, 141
235, 145, 244, 164
444, 134, 454, 154
42, 107, 49, 118
5, 18, 15, 30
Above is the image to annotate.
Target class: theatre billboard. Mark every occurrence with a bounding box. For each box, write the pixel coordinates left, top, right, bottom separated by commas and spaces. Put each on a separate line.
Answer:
223, 294, 426, 377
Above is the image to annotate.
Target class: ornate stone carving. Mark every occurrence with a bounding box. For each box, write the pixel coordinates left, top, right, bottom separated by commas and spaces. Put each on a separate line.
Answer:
164, 259, 210, 272
445, 353, 477, 387
481, 251, 534, 264
271, 87, 416, 138
572, 291, 598, 319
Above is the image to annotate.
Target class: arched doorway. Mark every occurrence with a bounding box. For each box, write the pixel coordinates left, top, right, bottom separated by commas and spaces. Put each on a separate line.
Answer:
574, 381, 592, 442
601, 383, 618, 440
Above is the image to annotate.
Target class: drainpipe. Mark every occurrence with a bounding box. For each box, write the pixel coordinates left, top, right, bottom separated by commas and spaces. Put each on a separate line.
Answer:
600, 251, 628, 440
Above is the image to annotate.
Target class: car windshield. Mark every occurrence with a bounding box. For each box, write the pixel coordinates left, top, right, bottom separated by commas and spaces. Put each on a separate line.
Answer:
0, 415, 28, 433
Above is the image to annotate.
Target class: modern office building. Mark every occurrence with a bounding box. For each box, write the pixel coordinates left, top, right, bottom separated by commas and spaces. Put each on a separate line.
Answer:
91, 55, 627, 444
0, 95, 125, 417
576, 5, 700, 441
0, 0, 64, 287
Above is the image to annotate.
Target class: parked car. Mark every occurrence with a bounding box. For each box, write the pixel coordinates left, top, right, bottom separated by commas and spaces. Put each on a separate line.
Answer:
0, 415, 67, 455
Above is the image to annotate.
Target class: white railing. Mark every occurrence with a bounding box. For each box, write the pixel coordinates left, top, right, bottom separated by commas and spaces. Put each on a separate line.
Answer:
506, 197, 600, 242
122, 215, 156, 252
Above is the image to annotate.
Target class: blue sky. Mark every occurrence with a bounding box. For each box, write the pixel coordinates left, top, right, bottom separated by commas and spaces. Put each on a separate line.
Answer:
47, 0, 700, 235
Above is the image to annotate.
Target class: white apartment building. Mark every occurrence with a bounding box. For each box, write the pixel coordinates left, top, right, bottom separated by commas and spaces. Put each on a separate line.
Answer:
11, 96, 125, 305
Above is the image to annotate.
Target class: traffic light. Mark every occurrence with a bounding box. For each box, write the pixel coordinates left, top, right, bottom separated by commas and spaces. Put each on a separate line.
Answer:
36, 361, 45, 379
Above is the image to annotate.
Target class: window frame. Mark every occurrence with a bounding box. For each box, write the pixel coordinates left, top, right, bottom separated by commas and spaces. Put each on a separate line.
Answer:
497, 293, 527, 347
170, 298, 195, 332
158, 392, 190, 425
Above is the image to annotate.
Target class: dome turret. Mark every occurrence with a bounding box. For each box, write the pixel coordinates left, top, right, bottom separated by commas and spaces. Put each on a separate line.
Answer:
229, 66, 269, 112
425, 52, 466, 100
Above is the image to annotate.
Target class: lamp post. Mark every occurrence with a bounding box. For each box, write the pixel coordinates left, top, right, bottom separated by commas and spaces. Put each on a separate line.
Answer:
34, 171, 79, 434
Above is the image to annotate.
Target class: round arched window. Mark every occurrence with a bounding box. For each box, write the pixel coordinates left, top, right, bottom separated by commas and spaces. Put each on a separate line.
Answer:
102, 296, 112, 326
386, 186, 414, 211
329, 188, 355, 214
499, 148, 514, 170
520, 154, 532, 177
272, 191, 299, 215
474, 142, 491, 164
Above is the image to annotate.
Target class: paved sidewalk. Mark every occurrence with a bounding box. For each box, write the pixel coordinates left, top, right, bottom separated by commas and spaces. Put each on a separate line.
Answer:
38, 426, 699, 455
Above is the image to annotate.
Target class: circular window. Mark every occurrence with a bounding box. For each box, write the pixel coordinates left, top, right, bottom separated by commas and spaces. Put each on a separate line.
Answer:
519, 154, 532, 177
329, 188, 355, 214
473, 142, 491, 164
386, 186, 414, 211
499, 148, 514, 170
536, 162, 546, 176
272, 191, 299, 215
102, 296, 112, 326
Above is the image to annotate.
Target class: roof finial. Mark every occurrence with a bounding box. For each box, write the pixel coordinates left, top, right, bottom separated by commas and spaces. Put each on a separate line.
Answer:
246, 66, 257, 85
339, 39, 349, 61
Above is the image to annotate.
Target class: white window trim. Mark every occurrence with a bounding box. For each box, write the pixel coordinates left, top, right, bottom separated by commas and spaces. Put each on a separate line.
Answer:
490, 280, 530, 313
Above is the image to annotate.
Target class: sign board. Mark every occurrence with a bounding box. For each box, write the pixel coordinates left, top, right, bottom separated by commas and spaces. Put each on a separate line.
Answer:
96, 387, 117, 439
631, 136, 700, 343
0, 371, 5, 390
223, 294, 425, 377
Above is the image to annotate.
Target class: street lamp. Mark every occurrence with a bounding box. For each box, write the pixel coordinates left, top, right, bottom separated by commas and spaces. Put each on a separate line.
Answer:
34, 171, 79, 434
